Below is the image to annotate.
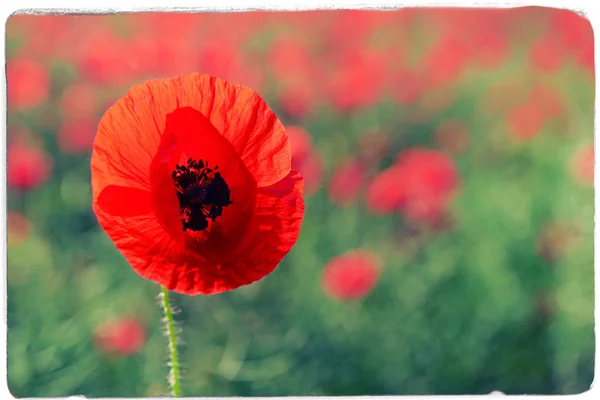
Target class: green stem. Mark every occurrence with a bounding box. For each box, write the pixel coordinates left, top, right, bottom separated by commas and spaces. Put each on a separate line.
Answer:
160, 286, 181, 397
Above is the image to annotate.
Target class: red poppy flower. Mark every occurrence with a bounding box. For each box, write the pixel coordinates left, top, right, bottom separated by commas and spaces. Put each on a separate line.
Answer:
529, 34, 564, 73
428, 9, 510, 70
126, 34, 162, 78
93, 317, 146, 356
419, 35, 470, 88
198, 40, 265, 92
396, 149, 459, 224
570, 143, 594, 186
78, 28, 133, 86
155, 37, 199, 77
286, 126, 313, 167
551, 9, 592, 49
469, 25, 509, 69
391, 68, 425, 105
91, 73, 305, 295
59, 82, 100, 119
58, 118, 97, 154
366, 166, 406, 215
323, 10, 377, 50
296, 152, 323, 197
198, 40, 238, 76
326, 48, 387, 111
7, 57, 50, 111
550, 9, 594, 75
322, 250, 382, 301
11, 15, 73, 59
529, 84, 565, 117
267, 36, 313, 84
328, 157, 366, 206
508, 100, 546, 141
366, 148, 459, 224
8, 144, 52, 190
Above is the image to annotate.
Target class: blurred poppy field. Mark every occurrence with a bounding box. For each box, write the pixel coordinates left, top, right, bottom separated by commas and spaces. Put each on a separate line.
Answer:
5, 7, 595, 397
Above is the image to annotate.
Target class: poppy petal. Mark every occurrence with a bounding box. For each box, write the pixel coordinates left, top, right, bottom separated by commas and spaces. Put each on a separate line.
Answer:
92, 204, 209, 292
97, 186, 153, 218
149, 129, 186, 245
171, 74, 291, 188
93, 74, 289, 195
211, 170, 305, 292
161, 171, 304, 295
149, 106, 257, 258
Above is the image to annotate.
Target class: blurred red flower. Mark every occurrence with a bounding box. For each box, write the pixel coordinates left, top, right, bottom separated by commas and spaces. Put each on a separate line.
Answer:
297, 153, 324, 196
7, 57, 50, 111
8, 144, 52, 190
286, 126, 323, 195
366, 166, 407, 215
91, 74, 305, 295
12, 15, 74, 58
469, 25, 509, 69
198, 40, 265, 91
148, 13, 204, 43
267, 36, 313, 84
394, 148, 459, 224
328, 158, 366, 206
550, 9, 594, 77
78, 28, 133, 85
391, 68, 425, 105
8, 211, 30, 247
197, 39, 242, 80
570, 143, 594, 186
419, 35, 470, 88
322, 250, 381, 301
507, 84, 565, 141
155, 37, 199, 77
428, 9, 510, 70
367, 148, 459, 225
126, 34, 162, 77
323, 10, 378, 50
286, 126, 313, 164
93, 317, 146, 356
58, 119, 97, 154
59, 82, 100, 119
529, 85, 565, 117
508, 100, 546, 141
529, 34, 564, 73
326, 48, 387, 111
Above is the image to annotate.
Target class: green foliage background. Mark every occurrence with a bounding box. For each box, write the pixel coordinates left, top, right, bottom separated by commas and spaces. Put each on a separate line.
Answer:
6, 7, 595, 397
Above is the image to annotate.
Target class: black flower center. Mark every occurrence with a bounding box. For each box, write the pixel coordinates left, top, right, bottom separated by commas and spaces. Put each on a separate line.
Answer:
171, 158, 232, 232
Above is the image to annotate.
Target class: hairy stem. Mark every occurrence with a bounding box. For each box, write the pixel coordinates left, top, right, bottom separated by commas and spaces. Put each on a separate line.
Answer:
160, 286, 181, 396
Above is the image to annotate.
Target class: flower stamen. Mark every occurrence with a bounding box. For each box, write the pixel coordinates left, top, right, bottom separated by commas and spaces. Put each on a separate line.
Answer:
171, 158, 232, 231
